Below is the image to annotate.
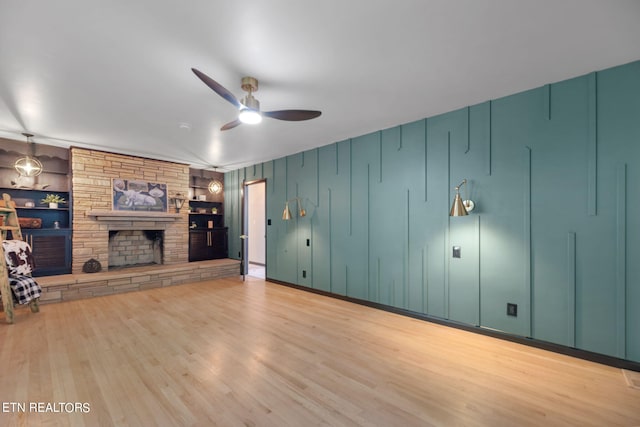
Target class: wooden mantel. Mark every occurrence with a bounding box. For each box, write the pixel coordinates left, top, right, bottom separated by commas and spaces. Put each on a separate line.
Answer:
87, 210, 182, 222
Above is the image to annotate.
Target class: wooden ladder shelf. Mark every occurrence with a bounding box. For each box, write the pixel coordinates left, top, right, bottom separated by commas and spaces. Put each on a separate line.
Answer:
0, 193, 39, 323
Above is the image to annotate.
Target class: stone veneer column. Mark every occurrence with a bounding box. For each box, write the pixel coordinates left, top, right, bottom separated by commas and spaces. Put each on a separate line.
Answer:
71, 148, 190, 273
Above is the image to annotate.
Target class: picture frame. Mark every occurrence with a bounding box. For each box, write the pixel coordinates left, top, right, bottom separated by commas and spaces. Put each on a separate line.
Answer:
112, 179, 168, 212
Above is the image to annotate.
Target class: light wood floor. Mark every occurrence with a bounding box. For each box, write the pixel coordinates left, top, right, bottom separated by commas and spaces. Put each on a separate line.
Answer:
1, 277, 638, 426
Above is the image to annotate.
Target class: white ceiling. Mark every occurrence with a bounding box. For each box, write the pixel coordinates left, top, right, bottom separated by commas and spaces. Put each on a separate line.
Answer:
1, 1, 639, 171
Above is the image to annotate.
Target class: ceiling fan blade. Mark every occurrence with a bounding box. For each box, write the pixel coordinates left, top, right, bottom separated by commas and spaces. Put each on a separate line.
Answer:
262, 110, 322, 121
221, 119, 242, 131
191, 68, 241, 109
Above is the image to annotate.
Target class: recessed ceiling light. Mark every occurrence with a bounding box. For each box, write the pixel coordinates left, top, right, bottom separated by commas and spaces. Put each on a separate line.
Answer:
178, 122, 191, 131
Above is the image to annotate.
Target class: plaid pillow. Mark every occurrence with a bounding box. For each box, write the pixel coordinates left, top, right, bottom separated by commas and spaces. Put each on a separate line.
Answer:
2, 240, 36, 276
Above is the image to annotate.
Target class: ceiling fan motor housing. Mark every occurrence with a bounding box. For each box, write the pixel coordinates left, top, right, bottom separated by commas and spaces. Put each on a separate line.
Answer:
241, 76, 258, 93
242, 94, 260, 111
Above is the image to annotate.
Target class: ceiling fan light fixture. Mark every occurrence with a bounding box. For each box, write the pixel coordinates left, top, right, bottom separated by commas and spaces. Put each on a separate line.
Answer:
238, 108, 262, 125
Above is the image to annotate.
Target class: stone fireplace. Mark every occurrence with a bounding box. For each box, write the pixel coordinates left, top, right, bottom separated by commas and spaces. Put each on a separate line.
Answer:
71, 147, 190, 273
109, 229, 164, 269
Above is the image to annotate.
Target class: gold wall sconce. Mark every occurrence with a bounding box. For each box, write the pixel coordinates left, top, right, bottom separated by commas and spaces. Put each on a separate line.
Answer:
282, 198, 306, 220
449, 179, 475, 216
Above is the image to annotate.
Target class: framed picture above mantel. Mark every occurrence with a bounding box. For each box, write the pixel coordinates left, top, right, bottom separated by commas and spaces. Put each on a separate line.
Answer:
112, 179, 168, 212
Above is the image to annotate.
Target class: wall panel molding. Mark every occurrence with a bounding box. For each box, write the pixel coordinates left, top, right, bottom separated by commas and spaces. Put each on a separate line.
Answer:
543, 84, 551, 120
616, 163, 626, 358
523, 146, 532, 337
567, 232, 576, 347
587, 72, 598, 216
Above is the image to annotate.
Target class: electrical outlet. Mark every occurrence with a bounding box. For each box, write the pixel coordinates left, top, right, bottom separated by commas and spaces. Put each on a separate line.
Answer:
507, 303, 518, 317
306, 238, 310, 247
302, 270, 307, 278
452, 246, 461, 258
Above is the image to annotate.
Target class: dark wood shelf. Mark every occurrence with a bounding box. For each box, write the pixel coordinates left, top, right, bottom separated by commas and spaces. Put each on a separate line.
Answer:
16, 206, 70, 211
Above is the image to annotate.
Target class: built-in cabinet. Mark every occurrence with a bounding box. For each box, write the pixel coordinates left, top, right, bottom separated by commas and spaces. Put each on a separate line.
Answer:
189, 228, 228, 261
0, 137, 71, 276
188, 168, 228, 261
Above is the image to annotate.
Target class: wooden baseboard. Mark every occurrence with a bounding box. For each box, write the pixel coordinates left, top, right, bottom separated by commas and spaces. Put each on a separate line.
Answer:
267, 277, 640, 373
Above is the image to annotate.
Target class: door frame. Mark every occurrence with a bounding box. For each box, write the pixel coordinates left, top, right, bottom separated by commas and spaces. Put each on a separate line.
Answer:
241, 178, 267, 278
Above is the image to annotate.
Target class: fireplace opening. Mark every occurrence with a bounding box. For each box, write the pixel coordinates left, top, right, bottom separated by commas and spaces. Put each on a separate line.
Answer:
108, 230, 164, 270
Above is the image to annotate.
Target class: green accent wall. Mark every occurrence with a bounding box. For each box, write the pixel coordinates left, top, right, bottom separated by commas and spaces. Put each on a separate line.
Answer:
225, 60, 640, 363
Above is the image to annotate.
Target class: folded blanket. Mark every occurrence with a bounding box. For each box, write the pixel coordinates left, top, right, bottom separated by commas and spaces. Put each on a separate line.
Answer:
8, 275, 41, 304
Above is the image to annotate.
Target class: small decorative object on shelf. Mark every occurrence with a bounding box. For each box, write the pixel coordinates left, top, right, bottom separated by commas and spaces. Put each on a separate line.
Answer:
41, 194, 66, 209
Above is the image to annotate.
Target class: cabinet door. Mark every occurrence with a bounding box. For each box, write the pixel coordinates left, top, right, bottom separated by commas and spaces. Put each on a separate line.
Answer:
23, 230, 71, 276
189, 231, 210, 262
210, 228, 228, 259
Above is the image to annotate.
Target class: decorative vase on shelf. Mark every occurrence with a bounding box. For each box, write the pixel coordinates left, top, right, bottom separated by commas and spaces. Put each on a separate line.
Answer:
49, 202, 58, 209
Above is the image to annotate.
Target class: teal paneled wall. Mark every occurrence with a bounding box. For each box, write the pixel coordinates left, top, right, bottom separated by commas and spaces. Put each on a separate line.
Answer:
225, 60, 640, 363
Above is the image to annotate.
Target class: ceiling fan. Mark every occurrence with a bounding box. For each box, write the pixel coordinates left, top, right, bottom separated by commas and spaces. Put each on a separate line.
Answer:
192, 68, 322, 131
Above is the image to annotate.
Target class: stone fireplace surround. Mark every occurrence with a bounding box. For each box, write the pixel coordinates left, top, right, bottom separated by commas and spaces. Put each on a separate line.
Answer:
70, 148, 190, 273
32, 148, 240, 304
109, 229, 164, 269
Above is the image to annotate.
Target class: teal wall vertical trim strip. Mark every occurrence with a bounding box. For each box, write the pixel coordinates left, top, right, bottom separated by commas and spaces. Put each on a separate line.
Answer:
616, 163, 627, 358
422, 245, 427, 313
349, 139, 353, 236
377, 257, 381, 304
301, 151, 305, 167
567, 232, 576, 347
405, 188, 410, 309
345, 265, 349, 297
379, 131, 383, 183
335, 142, 339, 175
398, 125, 403, 151
310, 219, 314, 289
316, 148, 320, 207
328, 188, 333, 293
523, 146, 532, 337
391, 280, 396, 306
424, 119, 428, 201
475, 215, 480, 326
543, 84, 551, 120
587, 72, 597, 216
367, 164, 371, 300
465, 107, 471, 154
487, 101, 492, 176
444, 133, 451, 319
477, 217, 482, 326
271, 160, 275, 193
284, 157, 289, 200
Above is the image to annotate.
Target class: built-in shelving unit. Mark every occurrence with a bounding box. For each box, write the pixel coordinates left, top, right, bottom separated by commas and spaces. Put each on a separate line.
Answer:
188, 168, 227, 261
0, 137, 71, 276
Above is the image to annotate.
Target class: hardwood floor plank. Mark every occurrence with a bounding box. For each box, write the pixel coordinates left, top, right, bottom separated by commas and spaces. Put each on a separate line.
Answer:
1, 276, 638, 426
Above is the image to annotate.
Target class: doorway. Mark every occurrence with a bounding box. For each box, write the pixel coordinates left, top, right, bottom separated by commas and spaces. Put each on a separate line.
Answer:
243, 180, 266, 279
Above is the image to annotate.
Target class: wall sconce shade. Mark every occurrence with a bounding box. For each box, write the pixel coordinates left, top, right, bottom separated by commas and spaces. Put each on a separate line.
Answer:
449, 179, 475, 217
171, 193, 186, 213
15, 133, 43, 177
282, 202, 292, 220
282, 198, 305, 220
